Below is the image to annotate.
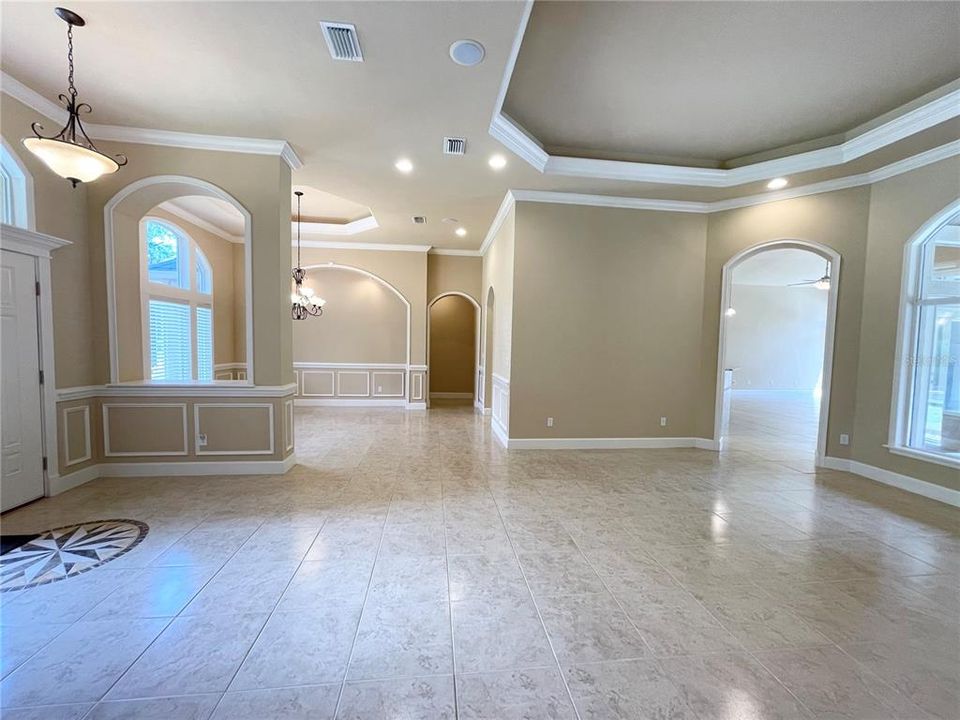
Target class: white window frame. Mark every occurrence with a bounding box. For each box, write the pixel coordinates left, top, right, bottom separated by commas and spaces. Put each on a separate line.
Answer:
889, 199, 960, 469
1, 138, 36, 230
140, 217, 214, 382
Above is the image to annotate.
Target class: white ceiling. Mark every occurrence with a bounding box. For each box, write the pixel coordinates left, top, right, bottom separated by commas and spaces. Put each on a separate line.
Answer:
505, 1, 960, 165
2, 1, 957, 248
733, 249, 829, 287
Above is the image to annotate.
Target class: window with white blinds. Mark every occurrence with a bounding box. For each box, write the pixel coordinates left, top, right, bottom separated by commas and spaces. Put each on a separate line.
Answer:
141, 218, 215, 382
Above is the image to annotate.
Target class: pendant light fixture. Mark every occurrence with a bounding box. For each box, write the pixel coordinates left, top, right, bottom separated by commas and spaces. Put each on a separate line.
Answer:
23, 7, 127, 187
291, 191, 325, 320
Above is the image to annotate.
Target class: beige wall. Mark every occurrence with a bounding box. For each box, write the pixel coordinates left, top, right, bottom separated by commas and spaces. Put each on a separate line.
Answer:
429, 294, 476, 394
510, 202, 707, 438
296, 247, 427, 365
853, 157, 960, 490
700, 188, 872, 457
2, 97, 95, 388
427, 254, 482, 305
293, 266, 407, 364
481, 206, 515, 381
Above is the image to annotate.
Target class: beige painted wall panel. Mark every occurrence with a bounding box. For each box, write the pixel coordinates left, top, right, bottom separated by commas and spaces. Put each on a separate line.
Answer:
2, 98, 96, 388
428, 254, 482, 304
429, 294, 476, 394
702, 188, 872, 456
372, 371, 405, 396
64, 405, 92, 465
301, 370, 335, 396
293, 267, 406, 363
196, 404, 273, 454
853, 157, 960, 490
104, 404, 187, 455
296, 247, 427, 364
481, 205, 515, 388
337, 371, 370, 396
510, 202, 707, 439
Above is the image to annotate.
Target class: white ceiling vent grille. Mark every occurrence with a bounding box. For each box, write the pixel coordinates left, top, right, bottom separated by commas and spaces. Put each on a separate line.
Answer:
443, 137, 467, 155
412, 216, 427, 224
320, 22, 363, 62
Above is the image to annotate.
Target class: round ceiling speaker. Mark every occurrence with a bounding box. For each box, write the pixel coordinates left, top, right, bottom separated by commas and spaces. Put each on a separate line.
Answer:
450, 39, 485, 66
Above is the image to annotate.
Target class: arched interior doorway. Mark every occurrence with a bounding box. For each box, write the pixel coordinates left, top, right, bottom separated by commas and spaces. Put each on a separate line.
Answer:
483, 287, 495, 411
427, 292, 480, 406
715, 240, 840, 468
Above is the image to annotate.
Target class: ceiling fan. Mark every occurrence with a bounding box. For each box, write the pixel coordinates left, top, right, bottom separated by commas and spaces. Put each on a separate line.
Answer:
789, 260, 831, 290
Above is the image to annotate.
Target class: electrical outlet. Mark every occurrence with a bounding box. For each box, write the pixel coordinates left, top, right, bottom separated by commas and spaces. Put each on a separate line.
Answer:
377, 385, 383, 393
839, 433, 850, 446
198, 433, 208, 447
546, 417, 554, 428
660, 416, 667, 427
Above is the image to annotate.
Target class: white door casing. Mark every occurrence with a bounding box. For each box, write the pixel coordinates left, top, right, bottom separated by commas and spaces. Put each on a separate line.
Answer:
1, 249, 43, 510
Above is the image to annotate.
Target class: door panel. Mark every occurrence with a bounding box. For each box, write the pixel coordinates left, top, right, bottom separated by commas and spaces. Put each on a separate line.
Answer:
1, 250, 44, 511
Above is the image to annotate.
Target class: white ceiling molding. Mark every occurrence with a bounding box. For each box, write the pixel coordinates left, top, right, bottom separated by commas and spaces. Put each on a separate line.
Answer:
489, 8, 960, 187
479, 191, 516, 256
158, 201, 244, 244
2, 71, 303, 170
509, 140, 960, 216
296, 240, 431, 253
298, 216, 379, 236
429, 248, 483, 257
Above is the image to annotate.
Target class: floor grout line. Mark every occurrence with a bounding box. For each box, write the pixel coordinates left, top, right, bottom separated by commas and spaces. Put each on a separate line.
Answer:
440, 475, 460, 719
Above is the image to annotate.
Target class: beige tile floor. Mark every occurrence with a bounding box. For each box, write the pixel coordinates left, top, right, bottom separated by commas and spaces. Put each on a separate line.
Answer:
0, 403, 957, 719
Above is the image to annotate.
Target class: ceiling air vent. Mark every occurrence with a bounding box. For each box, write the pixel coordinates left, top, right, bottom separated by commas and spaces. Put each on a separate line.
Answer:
412, 216, 427, 224
443, 137, 467, 155
320, 22, 363, 62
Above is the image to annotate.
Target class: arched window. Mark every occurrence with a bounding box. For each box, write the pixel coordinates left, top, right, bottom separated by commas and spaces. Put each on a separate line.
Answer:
1, 141, 33, 229
141, 218, 214, 382
892, 207, 960, 464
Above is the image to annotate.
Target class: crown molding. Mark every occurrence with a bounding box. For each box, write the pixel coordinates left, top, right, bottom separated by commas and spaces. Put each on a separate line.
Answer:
479, 191, 516, 256
298, 215, 379, 236
297, 240, 431, 253
0, 223, 72, 257
158, 201, 244, 244
509, 140, 960, 216
429, 248, 483, 257
2, 71, 302, 170
489, 11, 960, 187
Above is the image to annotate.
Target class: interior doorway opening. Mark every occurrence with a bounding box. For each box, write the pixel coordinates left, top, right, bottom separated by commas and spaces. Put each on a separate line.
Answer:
428, 292, 480, 407
715, 241, 840, 470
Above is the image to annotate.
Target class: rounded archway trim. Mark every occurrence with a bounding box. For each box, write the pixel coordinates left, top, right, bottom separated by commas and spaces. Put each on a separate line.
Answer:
103, 174, 254, 384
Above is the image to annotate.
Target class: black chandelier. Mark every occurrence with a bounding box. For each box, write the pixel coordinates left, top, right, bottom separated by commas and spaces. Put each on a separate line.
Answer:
22, 7, 127, 187
291, 191, 325, 319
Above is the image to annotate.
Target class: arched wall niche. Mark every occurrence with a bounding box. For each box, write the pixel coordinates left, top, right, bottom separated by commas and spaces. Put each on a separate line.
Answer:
427, 291, 481, 402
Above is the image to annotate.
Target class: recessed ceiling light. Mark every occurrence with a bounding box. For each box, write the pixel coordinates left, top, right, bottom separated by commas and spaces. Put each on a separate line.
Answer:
455, 227, 467, 237
766, 177, 788, 190
395, 158, 413, 174
450, 39, 485, 66
488, 154, 507, 170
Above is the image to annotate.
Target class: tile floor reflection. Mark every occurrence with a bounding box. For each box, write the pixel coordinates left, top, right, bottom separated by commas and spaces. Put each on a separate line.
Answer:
1, 405, 957, 719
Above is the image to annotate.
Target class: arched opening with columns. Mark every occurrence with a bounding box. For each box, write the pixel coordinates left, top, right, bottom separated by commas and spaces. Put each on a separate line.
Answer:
714, 238, 841, 465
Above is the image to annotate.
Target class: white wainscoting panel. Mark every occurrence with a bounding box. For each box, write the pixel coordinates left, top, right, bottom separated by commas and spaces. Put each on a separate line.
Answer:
102, 403, 189, 457
61, 405, 92, 467
194, 403, 275, 456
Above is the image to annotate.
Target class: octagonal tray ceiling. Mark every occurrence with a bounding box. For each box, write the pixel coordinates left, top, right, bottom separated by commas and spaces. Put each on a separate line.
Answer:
504, 1, 960, 167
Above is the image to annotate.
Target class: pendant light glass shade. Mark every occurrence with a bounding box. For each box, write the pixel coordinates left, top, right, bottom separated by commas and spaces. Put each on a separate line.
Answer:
23, 137, 120, 184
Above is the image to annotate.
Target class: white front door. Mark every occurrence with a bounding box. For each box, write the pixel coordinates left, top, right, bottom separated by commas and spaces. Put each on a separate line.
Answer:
1, 250, 44, 511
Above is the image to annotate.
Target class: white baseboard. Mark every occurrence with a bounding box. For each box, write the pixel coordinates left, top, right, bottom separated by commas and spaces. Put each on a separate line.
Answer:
47, 465, 100, 495
491, 417, 509, 448
49, 455, 298, 494
295, 398, 406, 407
820, 456, 960, 507
695, 438, 721, 451
503, 436, 714, 450
406, 402, 427, 410
430, 392, 473, 399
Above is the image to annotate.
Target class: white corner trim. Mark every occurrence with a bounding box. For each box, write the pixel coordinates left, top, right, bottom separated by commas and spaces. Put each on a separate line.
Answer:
480, 191, 516, 256
508, 140, 960, 216
98, 458, 295, 477
299, 216, 380, 237
406, 401, 427, 410
299, 240, 429, 252
1, 71, 301, 169
158, 201, 243, 243
429, 248, 483, 257
819, 456, 960, 508
0, 224, 72, 257
504, 436, 712, 450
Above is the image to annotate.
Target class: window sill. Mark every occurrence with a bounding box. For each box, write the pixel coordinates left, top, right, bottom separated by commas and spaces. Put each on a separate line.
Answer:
886, 444, 960, 470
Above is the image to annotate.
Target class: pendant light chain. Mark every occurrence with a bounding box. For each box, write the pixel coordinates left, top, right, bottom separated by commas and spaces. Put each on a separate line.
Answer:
66, 22, 76, 100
